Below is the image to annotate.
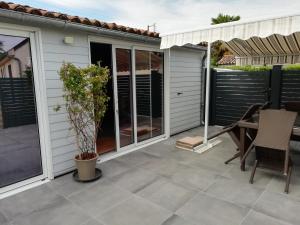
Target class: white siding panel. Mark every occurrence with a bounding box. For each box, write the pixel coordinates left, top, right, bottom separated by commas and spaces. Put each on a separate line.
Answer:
170, 48, 205, 135
41, 28, 90, 176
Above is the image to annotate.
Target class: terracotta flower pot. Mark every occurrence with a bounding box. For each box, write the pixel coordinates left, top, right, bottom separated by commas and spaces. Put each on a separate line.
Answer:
74, 152, 98, 181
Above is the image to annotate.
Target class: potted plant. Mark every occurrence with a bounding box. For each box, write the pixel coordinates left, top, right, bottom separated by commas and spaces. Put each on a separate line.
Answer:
56, 63, 109, 181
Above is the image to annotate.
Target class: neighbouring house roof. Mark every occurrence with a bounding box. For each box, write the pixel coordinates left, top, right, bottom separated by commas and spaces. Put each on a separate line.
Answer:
0, 1, 160, 38
217, 55, 236, 65
0, 38, 29, 67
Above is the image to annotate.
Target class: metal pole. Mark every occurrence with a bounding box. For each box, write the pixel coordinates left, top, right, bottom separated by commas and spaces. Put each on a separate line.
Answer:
203, 42, 211, 144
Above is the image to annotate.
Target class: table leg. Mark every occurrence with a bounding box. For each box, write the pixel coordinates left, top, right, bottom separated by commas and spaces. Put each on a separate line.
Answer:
240, 127, 246, 171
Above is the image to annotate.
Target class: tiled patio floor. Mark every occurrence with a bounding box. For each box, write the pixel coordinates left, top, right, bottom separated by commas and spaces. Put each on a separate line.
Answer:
2, 127, 300, 225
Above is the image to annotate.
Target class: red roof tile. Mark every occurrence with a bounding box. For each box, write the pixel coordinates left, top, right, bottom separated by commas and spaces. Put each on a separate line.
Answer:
0, 1, 160, 38
217, 55, 236, 65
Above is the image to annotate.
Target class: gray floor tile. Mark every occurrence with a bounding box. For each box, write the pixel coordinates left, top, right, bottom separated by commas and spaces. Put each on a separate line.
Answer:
241, 210, 293, 225
10, 197, 90, 225
109, 167, 159, 193
97, 195, 172, 225
138, 158, 188, 178
161, 215, 198, 225
137, 177, 196, 211
266, 172, 300, 198
205, 176, 264, 207
98, 159, 133, 178
170, 165, 219, 191
0, 211, 8, 224
115, 151, 161, 167
69, 178, 133, 216
81, 219, 105, 225
254, 191, 300, 225
176, 192, 249, 225
0, 185, 65, 222
222, 165, 274, 189
47, 173, 95, 197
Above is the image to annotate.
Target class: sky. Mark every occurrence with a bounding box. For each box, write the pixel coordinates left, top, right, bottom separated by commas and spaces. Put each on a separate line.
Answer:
11, 0, 300, 35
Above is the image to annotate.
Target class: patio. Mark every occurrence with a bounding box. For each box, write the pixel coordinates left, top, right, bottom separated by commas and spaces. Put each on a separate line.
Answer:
1, 127, 300, 225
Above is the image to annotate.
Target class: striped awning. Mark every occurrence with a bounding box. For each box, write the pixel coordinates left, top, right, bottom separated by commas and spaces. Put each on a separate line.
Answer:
161, 14, 300, 65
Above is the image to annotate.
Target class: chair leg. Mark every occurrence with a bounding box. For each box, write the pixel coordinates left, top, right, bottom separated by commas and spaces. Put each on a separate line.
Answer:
249, 160, 258, 184
284, 165, 293, 194
225, 152, 240, 164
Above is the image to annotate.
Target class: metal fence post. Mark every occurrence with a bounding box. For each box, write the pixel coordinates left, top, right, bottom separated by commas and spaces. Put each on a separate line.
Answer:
270, 65, 283, 109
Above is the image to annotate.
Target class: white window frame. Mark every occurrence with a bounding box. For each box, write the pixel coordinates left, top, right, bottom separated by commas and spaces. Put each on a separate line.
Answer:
0, 22, 52, 197
88, 35, 170, 157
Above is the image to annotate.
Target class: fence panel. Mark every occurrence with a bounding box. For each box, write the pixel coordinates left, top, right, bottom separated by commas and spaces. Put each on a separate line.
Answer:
0, 78, 36, 128
281, 70, 300, 106
211, 70, 270, 126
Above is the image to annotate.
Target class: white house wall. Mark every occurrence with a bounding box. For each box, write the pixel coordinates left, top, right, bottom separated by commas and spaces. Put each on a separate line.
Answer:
38, 27, 205, 176
41, 27, 90, 176
170, 48, 205, 135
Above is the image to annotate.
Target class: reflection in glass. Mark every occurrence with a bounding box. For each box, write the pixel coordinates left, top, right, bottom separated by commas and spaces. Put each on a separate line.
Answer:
151, 52, 164, 138
135, 50, 164, 142
135, 50, 151, 142
116, 48, 134, 147
0, 34, 42, 188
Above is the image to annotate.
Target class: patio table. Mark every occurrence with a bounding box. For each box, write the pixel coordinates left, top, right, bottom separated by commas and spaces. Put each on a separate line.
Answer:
237, 120, 300, 171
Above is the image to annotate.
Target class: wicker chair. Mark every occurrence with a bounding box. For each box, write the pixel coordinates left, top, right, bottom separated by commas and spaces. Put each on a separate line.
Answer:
241, 109, 297, 193
223, 102, 270, 164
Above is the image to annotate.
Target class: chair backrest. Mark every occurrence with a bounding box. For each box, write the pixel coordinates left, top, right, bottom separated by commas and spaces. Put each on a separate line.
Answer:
254, 109, 297, 151
241, 104, 262, 121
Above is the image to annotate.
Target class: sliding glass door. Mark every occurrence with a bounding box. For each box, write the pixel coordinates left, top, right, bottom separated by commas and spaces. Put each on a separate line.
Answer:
135, 50, 164, 142
115, 48, 134, 148
112, 46, 164, 150
0, 33, 43, 190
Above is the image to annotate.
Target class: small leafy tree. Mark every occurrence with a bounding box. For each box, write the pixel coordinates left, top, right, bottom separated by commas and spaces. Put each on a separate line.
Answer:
58, 63, 110, 159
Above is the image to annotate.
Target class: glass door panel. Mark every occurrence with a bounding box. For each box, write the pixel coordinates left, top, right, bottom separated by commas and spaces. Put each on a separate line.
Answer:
135, 50, 164, 142
0, 34, 43, 188
115, 48, 134, 147
151, 52, 164, 137
135, 50, 152, 142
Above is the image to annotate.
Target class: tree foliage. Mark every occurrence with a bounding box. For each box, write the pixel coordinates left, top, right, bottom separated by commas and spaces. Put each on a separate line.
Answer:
211, 13, 241, 25
211, 13, 241, 66
57, 63, 110, 157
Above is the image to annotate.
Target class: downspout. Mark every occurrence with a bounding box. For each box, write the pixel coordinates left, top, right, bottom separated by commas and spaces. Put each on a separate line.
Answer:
0, 9, 161, 44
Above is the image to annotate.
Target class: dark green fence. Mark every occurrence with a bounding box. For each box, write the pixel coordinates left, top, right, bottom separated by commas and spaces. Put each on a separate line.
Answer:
0, 78, 36, 128
210, 66, 300, 126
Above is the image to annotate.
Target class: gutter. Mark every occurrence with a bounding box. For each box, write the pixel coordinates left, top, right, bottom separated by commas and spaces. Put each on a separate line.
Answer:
0, 9, 161, 44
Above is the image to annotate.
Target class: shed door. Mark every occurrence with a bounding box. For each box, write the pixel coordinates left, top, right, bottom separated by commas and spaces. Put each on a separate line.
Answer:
170, 48, 203, 135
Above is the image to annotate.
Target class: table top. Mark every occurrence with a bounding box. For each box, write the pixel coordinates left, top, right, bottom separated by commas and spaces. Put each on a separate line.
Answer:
238, 120, 300, 136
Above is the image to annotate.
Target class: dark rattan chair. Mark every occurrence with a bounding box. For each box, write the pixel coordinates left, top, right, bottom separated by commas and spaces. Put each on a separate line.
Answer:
241, 109, 297, 193
223, 102, 270, 164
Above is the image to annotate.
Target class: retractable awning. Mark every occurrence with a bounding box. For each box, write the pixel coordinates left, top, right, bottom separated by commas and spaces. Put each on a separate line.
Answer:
161, 14, 300, 49
162, 15, 300, 65
160, 13, 300, 148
